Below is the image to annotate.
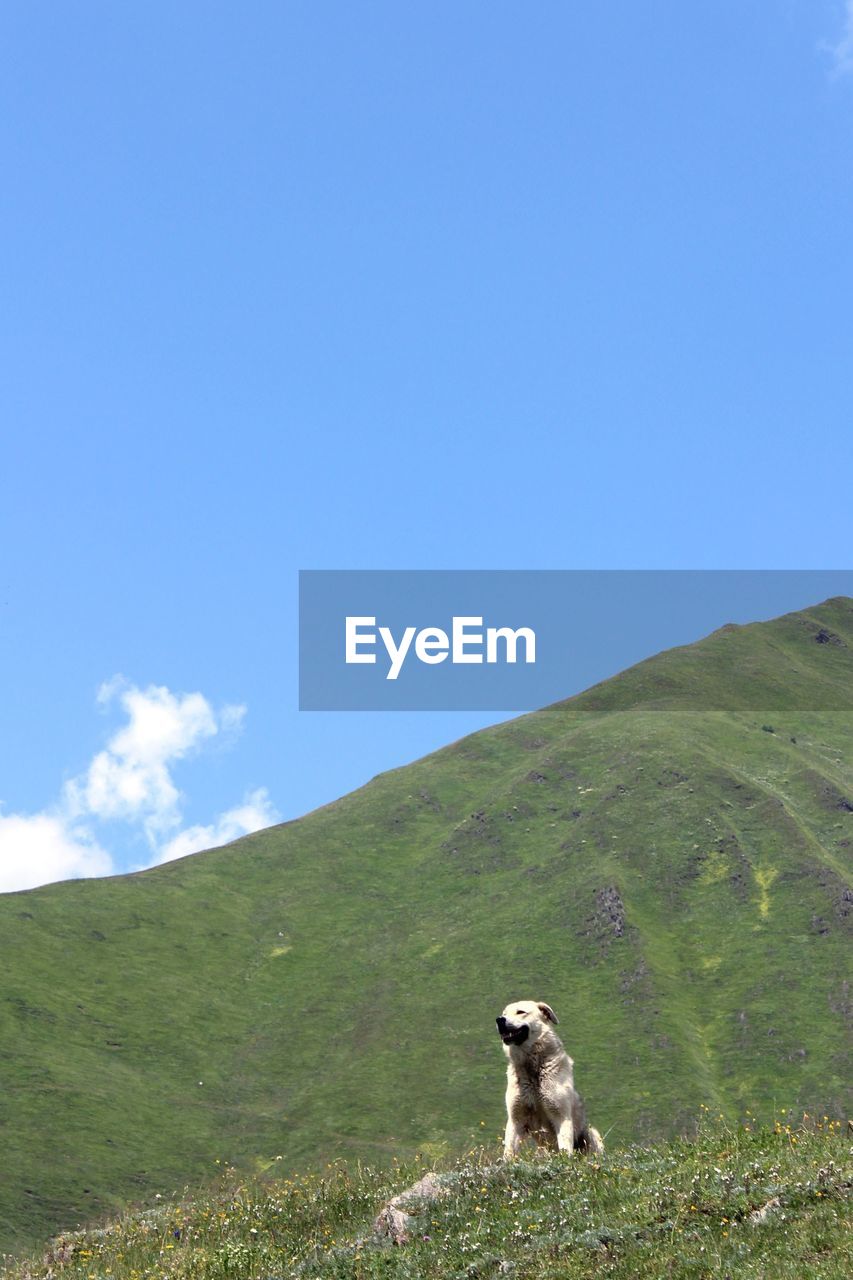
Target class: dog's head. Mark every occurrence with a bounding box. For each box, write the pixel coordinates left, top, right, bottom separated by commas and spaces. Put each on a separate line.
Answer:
496, 1000, 559, 1048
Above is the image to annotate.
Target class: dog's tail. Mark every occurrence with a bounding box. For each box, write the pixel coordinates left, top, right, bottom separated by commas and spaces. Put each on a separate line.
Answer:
575, 1125, 604, 1155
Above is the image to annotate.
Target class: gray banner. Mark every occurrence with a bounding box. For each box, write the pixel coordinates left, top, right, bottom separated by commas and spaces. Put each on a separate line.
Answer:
298, 570, 853, 711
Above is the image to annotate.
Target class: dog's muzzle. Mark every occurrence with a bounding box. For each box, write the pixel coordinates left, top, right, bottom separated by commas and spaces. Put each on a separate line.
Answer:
496, 1016, 529, 1046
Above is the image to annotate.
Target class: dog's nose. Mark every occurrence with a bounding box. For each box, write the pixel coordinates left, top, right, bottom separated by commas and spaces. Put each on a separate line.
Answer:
496, 1016, 507, 1032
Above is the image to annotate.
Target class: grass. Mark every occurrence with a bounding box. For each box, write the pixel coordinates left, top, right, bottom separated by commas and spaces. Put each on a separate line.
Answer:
0, 597, 851, 1253
5, 1116, 849, 1279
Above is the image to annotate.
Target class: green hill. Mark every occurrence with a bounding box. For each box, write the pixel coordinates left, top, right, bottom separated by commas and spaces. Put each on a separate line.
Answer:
1, 597, 851, 1255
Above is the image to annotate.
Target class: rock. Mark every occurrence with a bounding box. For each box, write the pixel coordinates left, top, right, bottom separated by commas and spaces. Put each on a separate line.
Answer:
748, 1196, 781, 1225
814, 628, 845, 646
373, 1202, 414, 1245
372, 1172, 449, 1245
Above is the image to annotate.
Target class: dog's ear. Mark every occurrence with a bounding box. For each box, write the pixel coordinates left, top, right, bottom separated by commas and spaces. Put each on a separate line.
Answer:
537, 1002, 559, 1025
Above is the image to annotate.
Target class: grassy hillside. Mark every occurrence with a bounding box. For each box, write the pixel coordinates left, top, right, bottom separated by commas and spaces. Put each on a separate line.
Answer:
1, 597, 851, 1255
6, 1117, 850, 1279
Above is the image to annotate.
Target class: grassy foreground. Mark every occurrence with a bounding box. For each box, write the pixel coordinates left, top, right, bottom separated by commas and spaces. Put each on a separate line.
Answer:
6, 1116, 850, 1280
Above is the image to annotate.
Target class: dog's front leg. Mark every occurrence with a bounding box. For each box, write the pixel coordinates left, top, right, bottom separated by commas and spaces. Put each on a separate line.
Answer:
503, 1117, 524, 1159
553, 1114, 575, 1153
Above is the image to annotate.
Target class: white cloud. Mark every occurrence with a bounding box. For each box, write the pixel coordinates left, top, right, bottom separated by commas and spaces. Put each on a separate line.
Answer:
826, 1, 853, 76
65, 681, 246, 844
0, 810, 112, 894
153, 788, 279, 866
0, 679, 273, 894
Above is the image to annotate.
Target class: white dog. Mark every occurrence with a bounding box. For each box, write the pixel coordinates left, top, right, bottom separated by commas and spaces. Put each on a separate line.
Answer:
496, 999, 603, 1158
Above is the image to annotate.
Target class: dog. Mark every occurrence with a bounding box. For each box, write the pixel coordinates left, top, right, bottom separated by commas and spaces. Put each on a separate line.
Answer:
496, 999, 603, 1158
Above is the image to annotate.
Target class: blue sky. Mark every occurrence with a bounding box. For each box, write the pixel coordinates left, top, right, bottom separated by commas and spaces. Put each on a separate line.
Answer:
2, 3, 853, 890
